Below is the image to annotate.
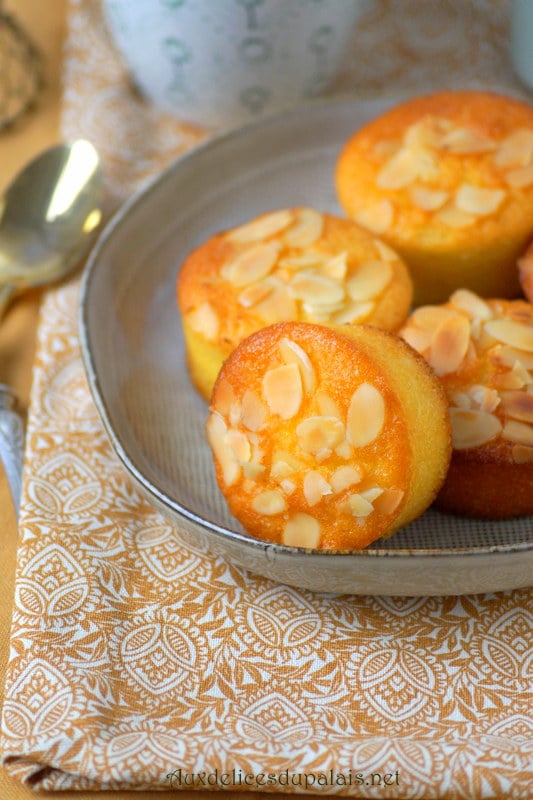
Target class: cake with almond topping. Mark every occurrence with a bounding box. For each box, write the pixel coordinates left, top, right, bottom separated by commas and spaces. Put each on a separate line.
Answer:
177, 207, 413, 401
399, 289, 533, 518
335, 90, 533, 306
206, 321, 451, 550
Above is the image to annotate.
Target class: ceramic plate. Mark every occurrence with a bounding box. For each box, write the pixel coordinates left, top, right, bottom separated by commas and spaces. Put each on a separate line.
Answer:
79, 96, 533, 596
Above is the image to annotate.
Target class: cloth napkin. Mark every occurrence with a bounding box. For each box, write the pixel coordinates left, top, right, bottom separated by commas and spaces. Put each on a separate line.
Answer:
1, 0, 532, 796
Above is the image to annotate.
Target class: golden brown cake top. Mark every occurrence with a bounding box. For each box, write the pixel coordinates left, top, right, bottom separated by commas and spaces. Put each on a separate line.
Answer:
177, 208, 412, 355
336, 91, 533, 245
206, 322, 447, 551
400, 289, 533, 460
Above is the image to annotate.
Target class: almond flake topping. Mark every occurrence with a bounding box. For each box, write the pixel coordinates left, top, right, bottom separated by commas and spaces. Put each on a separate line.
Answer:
502, 419, 533, 446
354, 199, 394, 234
454, 184, 505, 216
240, 390, 268, 431
511, 444, 533, 463
296, 416, 345, 457
438, 127, 496, 154
321, 252, 348, 282
283, 513, 320, 548
373, 487, 404, 515
346, 260, 393, 302
410, 186, 449, 211
252, 490, 286, 515
316, 391, 343, 420
434, 203, 475, 229
376, 147, 422, 190
484, 319, 533, 353
449, 289, 492, 321
500, 390, 533, 423
278, 337, 316, 394
303, 471, 333, 506
226, 209, 293, 243
347, 493, 374, 518
493, 129, 533, 169
333, 301, 375, 325
262, 362, 303, 419
206, 412, 240, 486
347, 382, 385, 448
186, 302, 219, 341
238, 282, 273, 308
504, 164, 533, 189
289, 272, 345, 306
222, 241, 280, 286
254, 281, 298, 323
330, 465, 363, 493
284, 208, 324, 248
427, 313, 471, 376
449, 408, 502, 449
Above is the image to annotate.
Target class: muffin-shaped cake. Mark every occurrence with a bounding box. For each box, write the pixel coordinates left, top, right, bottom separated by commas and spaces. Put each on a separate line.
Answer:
177, 207, 412, 400
206, 321, 451, 550
336, 90, 533, 305
399, 289, 533, 518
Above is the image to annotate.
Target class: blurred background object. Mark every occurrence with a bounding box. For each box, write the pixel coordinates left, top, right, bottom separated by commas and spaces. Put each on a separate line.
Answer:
0, 0, 42, 129
510, 0, 533, 93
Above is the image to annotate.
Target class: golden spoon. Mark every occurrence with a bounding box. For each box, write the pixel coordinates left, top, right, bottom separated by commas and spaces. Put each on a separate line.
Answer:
0, 139, 103, 318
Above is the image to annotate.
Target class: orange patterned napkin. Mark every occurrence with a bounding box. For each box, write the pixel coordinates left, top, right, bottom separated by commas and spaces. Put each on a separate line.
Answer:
1, 0, 532, 796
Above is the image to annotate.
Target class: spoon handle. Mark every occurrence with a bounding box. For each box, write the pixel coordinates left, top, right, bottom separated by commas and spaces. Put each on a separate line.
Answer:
0, 284, 15, 321
0, 385, 25, 515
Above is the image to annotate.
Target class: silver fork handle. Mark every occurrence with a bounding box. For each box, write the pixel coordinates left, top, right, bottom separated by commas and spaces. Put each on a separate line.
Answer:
0, 385, 25, 515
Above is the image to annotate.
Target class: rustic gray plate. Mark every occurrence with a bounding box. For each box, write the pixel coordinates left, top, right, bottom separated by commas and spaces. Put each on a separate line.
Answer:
79, 96, 533, 596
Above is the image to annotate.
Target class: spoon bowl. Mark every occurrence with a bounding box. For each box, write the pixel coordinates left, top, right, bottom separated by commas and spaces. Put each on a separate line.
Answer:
0, 140, 103, 316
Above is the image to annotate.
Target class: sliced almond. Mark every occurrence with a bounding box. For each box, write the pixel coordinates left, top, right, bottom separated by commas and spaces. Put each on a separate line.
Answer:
360, 487, 384, 503
186, 302, 219, 341
347, 493, 374, 517
240, 390, 268, 431
468, 385, 501, 414
252, 489, 286, 515
455, 184, 505, 216
490, 345, 533, 371
238, 282, 273, 308
449, 289, 492, 321
206, 412, 240, 486
500, 390, 533, 423
346, 260, 393, 302
333, 301, 375, 325
376, 147, 421, 189
285, 208, 324, 248
403, 116, 453, 149
255, 280, 298, 323
400, 324, 433, 354
283, 513, 320, 548
321, 252, 348, 282
373, 239, 399, 262
373, 487, 404, 515
222, 241, 280, 286
225, 429, 251, 463
278, 337, 316, 394
434, 203, 476, 229
449, 408, 502, 449
354, 200, 394, 234
502, 419, 533, 446
296, 416, 345, 457
484, 319, 533, 352
427, 313, 471, 376
511, 444, 533, 463
335, 441, 352, 459
215, 378, 236, 419
493, 129, 533, 169
278, 252, 326, 270
242, 462, 266, 479
439, 127, 496, 154
226, 209, 293, 243
451, 392, 472, 410
330, 465, 363, 493
262, 362, 302, 419
504, 164, 533, 189
303, 471, 333, 506
410, 186, 449, 211
347, 382, 385, 448
289, 272, 344, 306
